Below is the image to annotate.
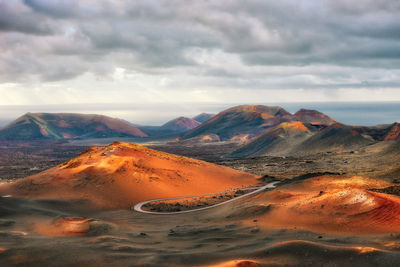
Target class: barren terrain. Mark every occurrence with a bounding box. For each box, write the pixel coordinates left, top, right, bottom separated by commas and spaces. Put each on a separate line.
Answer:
0, 139, 399, 266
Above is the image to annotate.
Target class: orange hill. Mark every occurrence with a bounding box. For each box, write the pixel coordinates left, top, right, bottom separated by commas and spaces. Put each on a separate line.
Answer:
234, 175, 400, 234
0, 142, 258, 209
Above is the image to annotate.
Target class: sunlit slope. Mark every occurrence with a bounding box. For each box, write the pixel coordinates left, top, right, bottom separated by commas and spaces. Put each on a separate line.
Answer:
229, 122, 312, 157
217, 175, 400, 234
0, 142, 258, 209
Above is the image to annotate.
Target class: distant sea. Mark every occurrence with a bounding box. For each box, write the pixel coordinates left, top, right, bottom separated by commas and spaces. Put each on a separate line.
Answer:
279, 102, 400, 126
0, 102, 399, 127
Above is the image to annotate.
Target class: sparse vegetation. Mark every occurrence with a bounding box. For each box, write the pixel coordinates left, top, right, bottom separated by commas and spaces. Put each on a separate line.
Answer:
142, 189, 252, 212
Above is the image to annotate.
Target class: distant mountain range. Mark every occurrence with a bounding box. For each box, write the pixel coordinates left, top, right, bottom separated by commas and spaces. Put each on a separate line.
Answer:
0, 113, 147, 140
182, 105, 336, 141
135, 115, 213, 137
0, 106, 398, 159
0, 113, 215, 140
177, 104, 399, 158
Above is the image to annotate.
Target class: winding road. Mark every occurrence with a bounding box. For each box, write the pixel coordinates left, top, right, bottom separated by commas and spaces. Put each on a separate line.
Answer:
133, 181, 279, 215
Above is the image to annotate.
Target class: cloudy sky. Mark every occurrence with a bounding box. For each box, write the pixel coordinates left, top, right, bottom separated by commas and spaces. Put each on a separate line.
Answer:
1, 0, 400, 124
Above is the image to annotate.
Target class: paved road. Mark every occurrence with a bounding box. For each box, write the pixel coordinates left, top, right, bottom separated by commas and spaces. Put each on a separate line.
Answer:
133, 181, 280, 215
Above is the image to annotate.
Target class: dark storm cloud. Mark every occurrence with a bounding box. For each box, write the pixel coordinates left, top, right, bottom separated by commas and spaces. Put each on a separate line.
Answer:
0, 0, 399, 89
0, 0, 54, 34
23, 0, 80, 18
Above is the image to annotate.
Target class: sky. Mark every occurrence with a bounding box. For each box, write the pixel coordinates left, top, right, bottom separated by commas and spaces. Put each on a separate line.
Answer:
1, 0, 400, 124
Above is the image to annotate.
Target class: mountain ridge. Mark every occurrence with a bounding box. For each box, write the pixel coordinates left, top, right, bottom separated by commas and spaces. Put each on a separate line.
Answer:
183, 105, 335, 141
0, 113, 147, 140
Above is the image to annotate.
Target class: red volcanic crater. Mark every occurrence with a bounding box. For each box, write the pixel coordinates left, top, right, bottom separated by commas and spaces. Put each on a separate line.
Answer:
0, 142, 259, 209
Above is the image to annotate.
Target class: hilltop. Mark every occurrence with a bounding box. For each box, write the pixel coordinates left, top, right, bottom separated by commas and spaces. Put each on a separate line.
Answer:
292, 109, 336, 125
0, 142, 258, 208
160, 116, 201, 133
193, 113, 215, 123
